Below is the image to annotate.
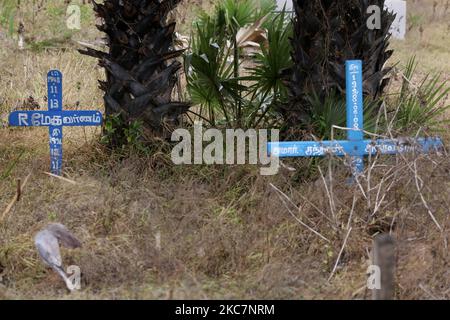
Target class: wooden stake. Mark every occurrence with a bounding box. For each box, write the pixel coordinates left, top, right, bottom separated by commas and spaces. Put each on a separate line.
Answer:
372, 234, 396, 300
16, 178, 21, 201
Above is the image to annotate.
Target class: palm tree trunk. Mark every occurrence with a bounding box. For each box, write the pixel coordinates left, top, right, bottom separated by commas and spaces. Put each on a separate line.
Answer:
79, 0, 190, 144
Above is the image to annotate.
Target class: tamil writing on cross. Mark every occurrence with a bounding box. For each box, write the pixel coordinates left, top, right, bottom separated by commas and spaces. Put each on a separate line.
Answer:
9, 70, 103, 175
268, 60, 443, 177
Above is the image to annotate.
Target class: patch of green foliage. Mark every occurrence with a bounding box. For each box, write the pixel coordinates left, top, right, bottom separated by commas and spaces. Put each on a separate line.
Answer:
391, 56, 450, 133
102, 114, 149, 154
29, 32, 74, 52
0, 0, 16, 36
186, 0, 292, 128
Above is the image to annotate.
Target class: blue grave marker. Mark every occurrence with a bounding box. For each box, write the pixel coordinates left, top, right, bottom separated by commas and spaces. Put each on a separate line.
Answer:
8, 70, 103, 176
48, 70, 63, 176
268, 60, 443, 177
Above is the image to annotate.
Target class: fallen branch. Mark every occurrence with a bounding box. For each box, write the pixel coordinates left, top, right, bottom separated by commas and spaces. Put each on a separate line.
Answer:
43, 172, 77, 185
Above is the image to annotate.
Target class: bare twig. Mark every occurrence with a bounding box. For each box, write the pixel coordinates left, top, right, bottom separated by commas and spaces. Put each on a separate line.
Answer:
43, 172, 77, 185
295, 190, 334, 224
412, 161, 442, 231
269, 183, 330, 243
328, 227, 352, 282
346, 195, 357, 230
419, 284, 441, 300
332, 125, 388, 139
318, 166, 336, 225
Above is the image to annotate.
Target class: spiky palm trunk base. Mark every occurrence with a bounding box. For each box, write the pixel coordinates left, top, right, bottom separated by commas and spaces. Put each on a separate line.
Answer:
80, 0, 189, 144
280, 0, 395, 132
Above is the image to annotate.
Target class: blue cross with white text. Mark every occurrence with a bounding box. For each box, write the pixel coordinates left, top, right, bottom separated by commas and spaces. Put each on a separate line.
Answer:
8, 70, 103, 176
268, 60, 443, 177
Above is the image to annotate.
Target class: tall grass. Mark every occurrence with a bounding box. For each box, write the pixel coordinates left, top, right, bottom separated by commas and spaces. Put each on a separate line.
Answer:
0, 0, 16, 36
392, 56, 450, 132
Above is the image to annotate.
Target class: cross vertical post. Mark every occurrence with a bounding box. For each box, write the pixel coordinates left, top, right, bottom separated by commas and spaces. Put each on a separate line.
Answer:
47, 70, 63, 175
346, 60, 365, 174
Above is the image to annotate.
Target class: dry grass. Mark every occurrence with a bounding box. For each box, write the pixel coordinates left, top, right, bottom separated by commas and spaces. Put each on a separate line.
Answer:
389, 0, 450, 113
390, 0, 450, 74
1, 135, 449, 300
0, 0, 449, 300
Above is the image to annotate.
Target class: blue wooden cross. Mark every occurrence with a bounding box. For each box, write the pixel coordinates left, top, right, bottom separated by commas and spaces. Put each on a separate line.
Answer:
268, 60, 443, 176
8, 70, 103, 176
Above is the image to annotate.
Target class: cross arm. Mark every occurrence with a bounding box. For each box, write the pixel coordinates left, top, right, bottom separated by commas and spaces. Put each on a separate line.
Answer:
268, 138, 443, 158
8, 110, 103, 127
